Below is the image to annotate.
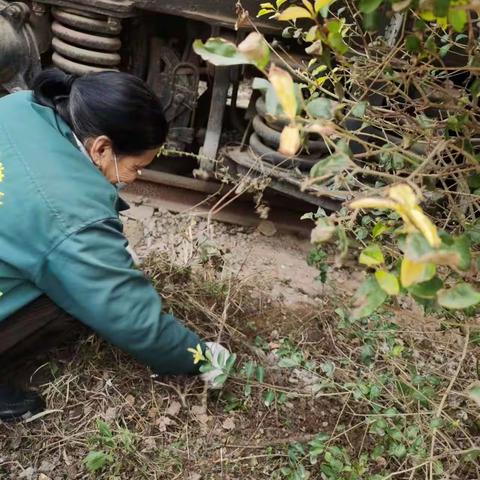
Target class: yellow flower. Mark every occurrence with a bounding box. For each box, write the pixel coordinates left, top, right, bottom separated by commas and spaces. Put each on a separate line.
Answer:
188, 344, 206, 365
350, 184, 441, 248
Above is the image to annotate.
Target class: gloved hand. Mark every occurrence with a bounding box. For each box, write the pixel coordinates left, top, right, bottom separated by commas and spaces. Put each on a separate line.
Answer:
200, 342, 233, 390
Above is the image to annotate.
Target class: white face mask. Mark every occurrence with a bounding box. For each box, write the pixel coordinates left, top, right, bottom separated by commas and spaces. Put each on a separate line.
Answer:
113, 153, 128, 190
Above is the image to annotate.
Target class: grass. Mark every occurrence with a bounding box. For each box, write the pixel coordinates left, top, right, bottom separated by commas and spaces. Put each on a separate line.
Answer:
0, 251, 479, 479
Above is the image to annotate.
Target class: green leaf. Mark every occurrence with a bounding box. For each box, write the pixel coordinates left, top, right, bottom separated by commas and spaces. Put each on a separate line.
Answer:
362, 10, 381, 30
372, 221, 389, 238
448, 8, 468, 32
326, 19, 341, 34
96, 419, 113, 438
437, 283, 480, 309
252, 77, 271, 92
213, 373, 228, 387
257, 8, 274, 17
351, 101, 368, 119
243, 360, 255, 378
466, 382, 480, 407
467, 173, 480, 190
307, 97, 334, 119
359, 0, 383, 14
466, 221, 480, 245
375, 270, 400, 295
193, 38, 250, 66
439, 44, 452, 57
359, 244, 384, 266
351, 275, 388, 319
389, 443, 407, 458
263, 390, 275, 407
83, 451, 112, 472
434, 0, 450, 18
256, 365, 265, 382
278, 356, 301, 368
404, 233, 469, 269
408, 276, 443, 299
310, 152, 350, 179
446, 235, 471, 270
405, 35, 421, 53
320, 360, 335, 377
328, 31, 348, 54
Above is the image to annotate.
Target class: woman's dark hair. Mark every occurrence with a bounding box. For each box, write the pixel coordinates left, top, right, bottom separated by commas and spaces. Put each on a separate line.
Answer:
32, 68, 168, 155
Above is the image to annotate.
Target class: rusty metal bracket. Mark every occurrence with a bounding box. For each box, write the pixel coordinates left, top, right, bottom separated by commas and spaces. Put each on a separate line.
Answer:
199, 66, 230, 171
225, 147, 346, 211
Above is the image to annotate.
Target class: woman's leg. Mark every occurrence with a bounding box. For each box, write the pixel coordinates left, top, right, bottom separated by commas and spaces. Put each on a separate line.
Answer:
0, 295, 81, 375
0, 295, 84, 421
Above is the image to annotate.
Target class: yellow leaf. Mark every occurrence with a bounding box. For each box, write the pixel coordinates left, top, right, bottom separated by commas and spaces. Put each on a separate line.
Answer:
359, 244, 384, 267
277, 5, 313, 21
302, 0, 315, 14
305, 25, 319, 43
420, 10, 436, 21
375, 270, 400, 295
407, 207, 441, 248
268, 64, 297, 120
349, 197, 398, 210
400, 258, 436, 288
437, 16, 447, 28
315, 0, 331, 12
279, 124, 301, 156
388, 184, 418, 209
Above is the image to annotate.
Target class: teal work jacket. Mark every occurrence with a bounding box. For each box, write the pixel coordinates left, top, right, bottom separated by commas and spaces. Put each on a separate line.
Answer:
0, 91, 200, 374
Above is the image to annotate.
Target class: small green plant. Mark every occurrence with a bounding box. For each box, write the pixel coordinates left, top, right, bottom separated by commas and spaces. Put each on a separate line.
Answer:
83, 419, 136, 474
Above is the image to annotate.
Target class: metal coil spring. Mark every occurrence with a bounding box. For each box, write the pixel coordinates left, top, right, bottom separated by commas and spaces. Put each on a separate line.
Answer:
51, 7, 122, 75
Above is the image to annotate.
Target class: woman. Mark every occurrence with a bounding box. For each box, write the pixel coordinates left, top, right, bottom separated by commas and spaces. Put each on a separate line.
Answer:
0, 68, 227, 421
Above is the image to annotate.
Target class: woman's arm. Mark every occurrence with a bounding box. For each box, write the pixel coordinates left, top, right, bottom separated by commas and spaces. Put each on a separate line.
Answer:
34, 217, 202, 375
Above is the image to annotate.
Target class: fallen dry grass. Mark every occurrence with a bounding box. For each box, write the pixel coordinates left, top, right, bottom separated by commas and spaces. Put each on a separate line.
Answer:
0, 252, 479, 479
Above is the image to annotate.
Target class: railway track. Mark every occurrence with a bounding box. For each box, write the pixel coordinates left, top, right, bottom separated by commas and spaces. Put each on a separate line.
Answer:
124, 169, 316, 237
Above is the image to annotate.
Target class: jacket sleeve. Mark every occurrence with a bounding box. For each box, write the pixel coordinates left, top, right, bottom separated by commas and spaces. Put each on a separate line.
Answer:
34, 218, 201, 375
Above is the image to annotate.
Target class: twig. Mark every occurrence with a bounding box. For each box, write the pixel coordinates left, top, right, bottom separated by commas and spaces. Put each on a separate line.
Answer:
428, 327, 470, 480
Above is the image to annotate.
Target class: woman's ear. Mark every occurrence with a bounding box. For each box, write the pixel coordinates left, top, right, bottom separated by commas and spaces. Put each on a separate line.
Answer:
87, 135, 114, 168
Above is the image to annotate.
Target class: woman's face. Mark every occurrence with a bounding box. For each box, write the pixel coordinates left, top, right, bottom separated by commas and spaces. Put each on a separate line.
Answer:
86, 135, 158, 185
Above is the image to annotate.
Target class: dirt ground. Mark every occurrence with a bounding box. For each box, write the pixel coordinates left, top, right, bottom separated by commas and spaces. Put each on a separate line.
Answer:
121, 201, 361, 306
1, 201, 479, 480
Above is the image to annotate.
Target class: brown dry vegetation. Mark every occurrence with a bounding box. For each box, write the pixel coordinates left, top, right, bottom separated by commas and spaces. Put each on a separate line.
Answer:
1, 240, 479, 479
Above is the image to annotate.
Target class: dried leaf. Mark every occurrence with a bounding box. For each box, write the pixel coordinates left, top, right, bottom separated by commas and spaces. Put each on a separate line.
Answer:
268, 65, 297, 120
350, 197, 398, 210
279, 124, 301, 156
311, 219, 336, 243
166, 400, 181, 417
222, 417, 236, 430
237, 32, 270, 70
